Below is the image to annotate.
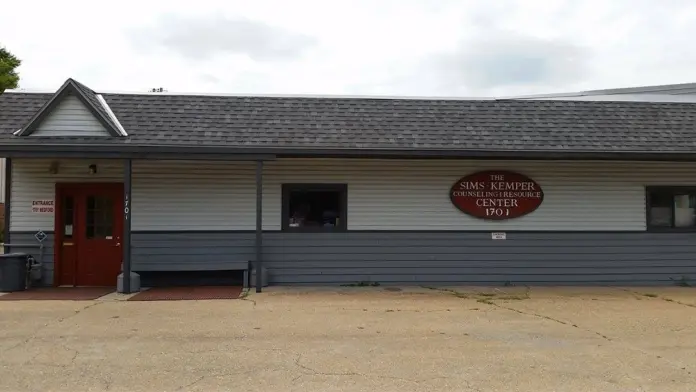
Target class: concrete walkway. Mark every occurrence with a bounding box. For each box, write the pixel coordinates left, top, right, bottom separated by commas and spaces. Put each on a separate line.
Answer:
0, 286, 694, 391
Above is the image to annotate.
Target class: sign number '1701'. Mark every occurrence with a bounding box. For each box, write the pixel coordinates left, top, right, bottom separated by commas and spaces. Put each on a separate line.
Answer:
124, 195, 130, 220
450, 170, 544, 220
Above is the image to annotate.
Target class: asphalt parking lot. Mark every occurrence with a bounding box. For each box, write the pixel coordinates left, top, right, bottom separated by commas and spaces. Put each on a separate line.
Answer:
0, 286, 695, 392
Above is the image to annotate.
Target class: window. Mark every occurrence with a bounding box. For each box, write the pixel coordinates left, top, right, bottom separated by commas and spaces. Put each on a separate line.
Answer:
62, 196, 74, 239
86, 195, 114, 239
647, 187, 696, 230
282, 184, 347, 231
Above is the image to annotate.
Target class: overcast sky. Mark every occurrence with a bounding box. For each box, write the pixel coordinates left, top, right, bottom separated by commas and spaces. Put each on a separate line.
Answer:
2, 0, 696, 96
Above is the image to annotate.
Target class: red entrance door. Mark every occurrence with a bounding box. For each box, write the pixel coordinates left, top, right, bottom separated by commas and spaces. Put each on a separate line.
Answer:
55, 183, 124, 287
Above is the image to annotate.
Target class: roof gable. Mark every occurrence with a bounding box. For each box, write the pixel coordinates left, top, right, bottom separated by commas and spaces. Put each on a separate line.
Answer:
15, 79, 126, 137
29, 94, 111, 137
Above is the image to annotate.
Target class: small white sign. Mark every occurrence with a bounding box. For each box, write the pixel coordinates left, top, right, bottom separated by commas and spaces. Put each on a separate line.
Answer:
31, 200, 55, 214
491, 232, 506, 240
34, 231, 48, 242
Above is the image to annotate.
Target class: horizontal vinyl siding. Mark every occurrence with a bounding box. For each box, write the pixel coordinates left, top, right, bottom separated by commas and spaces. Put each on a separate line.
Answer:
263, 232, 696, 285
31, 95, 109, 137
13, 158, 696, 232
131, 161, 256, 231
128, 230, 696, 286
11, 158, 696, 287
131, 232, 254, 271
262, 159, 696, 231
10, 159, 123, 231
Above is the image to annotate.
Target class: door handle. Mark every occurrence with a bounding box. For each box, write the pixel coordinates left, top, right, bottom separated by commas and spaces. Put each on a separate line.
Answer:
116, 243, 121, 247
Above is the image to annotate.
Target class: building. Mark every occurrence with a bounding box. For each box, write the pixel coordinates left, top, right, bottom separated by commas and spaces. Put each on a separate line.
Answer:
1, 78, 696, 292
511, 82, 696, 102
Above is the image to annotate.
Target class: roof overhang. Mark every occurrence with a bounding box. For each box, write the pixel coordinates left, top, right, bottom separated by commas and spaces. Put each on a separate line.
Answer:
1, 143, 696, 162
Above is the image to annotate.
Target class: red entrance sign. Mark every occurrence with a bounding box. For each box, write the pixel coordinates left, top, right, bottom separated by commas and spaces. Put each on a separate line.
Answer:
450, 170, 543, 220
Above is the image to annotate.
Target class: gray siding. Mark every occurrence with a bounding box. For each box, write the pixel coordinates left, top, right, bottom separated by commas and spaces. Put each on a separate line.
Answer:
130, 231, 696, 286
6, 231, 54, 285
132, 232, 255, 271
31, 95, 110, 137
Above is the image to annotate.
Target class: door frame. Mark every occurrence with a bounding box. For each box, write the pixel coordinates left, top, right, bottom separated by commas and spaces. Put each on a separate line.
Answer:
54, 182, 124, 287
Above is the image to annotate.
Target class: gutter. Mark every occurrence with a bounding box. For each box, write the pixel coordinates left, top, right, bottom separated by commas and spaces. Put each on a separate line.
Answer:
1, 144, 696, 161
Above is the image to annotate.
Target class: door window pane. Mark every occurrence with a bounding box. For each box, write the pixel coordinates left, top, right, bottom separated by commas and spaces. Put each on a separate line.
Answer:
63, 196, 74, 239
86, 196, 114, 239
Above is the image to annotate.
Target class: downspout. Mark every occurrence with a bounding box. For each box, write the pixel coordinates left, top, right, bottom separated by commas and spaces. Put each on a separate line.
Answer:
255, 160, 263, 292
3, 158, 10, 249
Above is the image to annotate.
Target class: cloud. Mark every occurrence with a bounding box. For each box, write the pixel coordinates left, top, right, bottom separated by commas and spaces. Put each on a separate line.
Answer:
386, 32, 589, 96
2, 0, 696, 96
344, 30, 590, 97
451, 34, 588, 88
131, 15, 317, 62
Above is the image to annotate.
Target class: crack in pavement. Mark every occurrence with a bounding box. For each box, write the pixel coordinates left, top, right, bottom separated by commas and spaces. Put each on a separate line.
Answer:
488, 289, 693, 378
662, 298, 696, 308
292, 353, 453, 386
21, 343, 79, 368
337, 307, 456, 313
240, 297, 257, 306
429, 287, 613, 341
294, 353, 362, 378
238, 290, 257, 307
620, 289, 696, 309
61, 343, 80, 367
173, 369, 262, 391
489, 302, 612, 341
7, 301, 104, 354
175, 376, 206, 391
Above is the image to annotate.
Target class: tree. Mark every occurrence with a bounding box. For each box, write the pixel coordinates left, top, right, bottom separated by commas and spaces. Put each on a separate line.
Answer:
0, 47, 21, 93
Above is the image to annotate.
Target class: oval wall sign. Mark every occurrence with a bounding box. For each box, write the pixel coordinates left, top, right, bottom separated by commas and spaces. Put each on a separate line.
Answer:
450, 170, 544, 220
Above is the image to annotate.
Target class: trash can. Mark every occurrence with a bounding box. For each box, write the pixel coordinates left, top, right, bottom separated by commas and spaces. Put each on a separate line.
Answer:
0, 253, 29, 292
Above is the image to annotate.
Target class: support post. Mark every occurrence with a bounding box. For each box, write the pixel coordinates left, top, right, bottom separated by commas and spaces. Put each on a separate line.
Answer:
122, 159, 132, 293
255, 160, 263, 292
4, 158, 11, 249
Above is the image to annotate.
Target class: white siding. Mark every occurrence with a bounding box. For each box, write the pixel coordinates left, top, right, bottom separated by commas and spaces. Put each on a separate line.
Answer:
11, 158, 696, 232
261, 159, 696, 231
131, 161, 256, 230
30, 95, 110, 137
10, 159, 123, 231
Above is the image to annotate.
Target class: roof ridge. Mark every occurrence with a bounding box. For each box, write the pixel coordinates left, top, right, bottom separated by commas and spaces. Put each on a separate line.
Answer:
67, 78, 97, 95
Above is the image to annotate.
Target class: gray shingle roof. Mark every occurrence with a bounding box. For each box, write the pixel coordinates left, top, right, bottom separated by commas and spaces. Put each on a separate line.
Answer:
2, 88, 696, 157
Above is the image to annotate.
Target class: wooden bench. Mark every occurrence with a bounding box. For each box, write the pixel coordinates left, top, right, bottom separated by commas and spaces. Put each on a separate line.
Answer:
134, 261, 251, 288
